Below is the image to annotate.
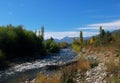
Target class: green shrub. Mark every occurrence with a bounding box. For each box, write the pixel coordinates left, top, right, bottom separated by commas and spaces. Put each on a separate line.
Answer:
50, 41, 60, 53
0, 25, 60, 60
87, 56, 99, 68
0, 50, 5, 61
72, 43, 82, 53
44, 38, 60, 53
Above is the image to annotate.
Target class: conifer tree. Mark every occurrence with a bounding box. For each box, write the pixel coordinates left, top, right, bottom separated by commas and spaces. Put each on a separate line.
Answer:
41, 26, 44, 40
38, 30, 41, 36
34, 29, 37, 35
80, 30, 83, 43
99, 26, 105, 38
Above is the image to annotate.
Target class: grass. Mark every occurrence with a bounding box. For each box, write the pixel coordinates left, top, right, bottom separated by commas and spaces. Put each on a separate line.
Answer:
35, 73, 62, 83
35, 58, 90, 83
77, 59, 90, 72
105, 58, 120, 83
61, 58, 90, 83
61, 64, 77, 83
83, 44, 120, 83
107, 76, 120, 83
35, 44, 120, 83
105, 59, 120, 74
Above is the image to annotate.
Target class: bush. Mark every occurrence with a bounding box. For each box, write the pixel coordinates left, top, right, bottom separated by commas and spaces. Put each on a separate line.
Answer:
87, 56, 99, 68
77, 59, 90, 72
0, 25, 45, 58
61, 58, 90, 83
0, 25, 60, 61
44, 38, 60, 53
61, 64, 77, 83
0, 50, 5, 61
72, 42, 82, 53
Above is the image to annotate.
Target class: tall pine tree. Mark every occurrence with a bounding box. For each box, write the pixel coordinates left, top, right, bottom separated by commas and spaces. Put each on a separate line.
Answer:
80, 30, 83, 43
99, 26, 105, 38
41, 26, 44, 40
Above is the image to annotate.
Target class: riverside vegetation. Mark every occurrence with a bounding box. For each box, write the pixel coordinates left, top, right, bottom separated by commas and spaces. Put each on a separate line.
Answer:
0, 25, 120, 83
34, 26, 120, 83
0, 24, 60, 70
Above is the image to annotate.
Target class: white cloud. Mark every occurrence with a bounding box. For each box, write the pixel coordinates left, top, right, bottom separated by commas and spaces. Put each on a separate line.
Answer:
35, 30, 98, 39
44, 32, 78, 39
77, 27, 99, 30
36, 20, 120, 39
44, 31, 98, 39
87, 20, 120, 30
76, 20, 120, 40
77, 20, 120, 31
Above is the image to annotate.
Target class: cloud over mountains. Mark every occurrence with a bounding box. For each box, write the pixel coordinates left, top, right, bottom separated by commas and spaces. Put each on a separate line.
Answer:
42, 20, 120, 39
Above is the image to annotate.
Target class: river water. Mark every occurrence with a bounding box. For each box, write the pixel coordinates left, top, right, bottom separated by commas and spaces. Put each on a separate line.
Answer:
0, 48, 76, 83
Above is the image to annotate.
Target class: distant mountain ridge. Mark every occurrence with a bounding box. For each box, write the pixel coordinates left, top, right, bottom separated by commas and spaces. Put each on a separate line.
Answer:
54, 36, 90, 43
112, 29, 120, 34
54, 29, 120, 43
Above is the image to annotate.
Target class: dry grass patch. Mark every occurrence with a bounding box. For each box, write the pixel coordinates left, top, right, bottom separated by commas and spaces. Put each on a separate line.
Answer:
61, 59, 90, 83
105, 60, 120, 74
107, 76, 120, 83
84, 44, 120, 55
61, 64, 77, 83
77, 59, 90, 72
35, 73, 62, 83
105, 59, 120, 82
35, 59, 91, 83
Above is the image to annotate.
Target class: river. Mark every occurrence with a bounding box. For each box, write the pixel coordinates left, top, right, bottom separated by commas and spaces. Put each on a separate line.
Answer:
0, 48, 76, 83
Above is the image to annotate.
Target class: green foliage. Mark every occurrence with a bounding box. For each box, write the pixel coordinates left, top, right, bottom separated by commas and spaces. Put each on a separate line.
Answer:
0, 25, 45, 58
71, 30, 85, 52
80, 30, 83, 43
0, 50, 5, 61
50, 41, 60, 53
41, 26, 44, 40
112, 33, 120, 41
89, 36, 95, 44
44, 38, 60, 53
112, 32, 120, 46
99, 26, 105, 38
0, 25, 60, 61
72, 26, 119, 51
87, 56, 99, 68
72, 42, 82, 52
89, 26, 114, 45
104, 31, 113, 43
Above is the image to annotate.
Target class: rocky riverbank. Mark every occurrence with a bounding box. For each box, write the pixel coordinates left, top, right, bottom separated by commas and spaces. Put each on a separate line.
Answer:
0, 48, 77, 83
73, 47, 120, 83
21, 47, 120, 83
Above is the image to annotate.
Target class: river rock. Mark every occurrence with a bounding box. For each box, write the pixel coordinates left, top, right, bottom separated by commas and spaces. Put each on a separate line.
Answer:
85, 63, 107, 83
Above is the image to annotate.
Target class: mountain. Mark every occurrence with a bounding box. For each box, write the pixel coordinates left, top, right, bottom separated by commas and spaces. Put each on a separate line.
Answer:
54, 30, 120, 43
54, 36, 90, 43
54, 37, 73, 43
112, 29, 120, 34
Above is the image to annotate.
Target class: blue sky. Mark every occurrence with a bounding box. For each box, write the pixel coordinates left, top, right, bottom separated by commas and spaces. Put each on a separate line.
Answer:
0, 0, 120, 39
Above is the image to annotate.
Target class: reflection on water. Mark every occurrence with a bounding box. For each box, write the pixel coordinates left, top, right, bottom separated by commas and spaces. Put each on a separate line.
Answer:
0, 48, 76, 83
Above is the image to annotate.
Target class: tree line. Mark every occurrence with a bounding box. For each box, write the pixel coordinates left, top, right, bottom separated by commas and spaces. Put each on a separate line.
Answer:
0, 25, 60, 65
72, 26, 120, 52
